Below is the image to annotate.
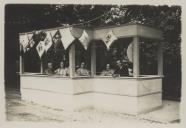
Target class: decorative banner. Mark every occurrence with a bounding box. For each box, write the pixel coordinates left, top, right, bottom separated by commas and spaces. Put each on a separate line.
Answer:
36, 41, 45, 58
102, 30, 118, 50
43, 30, 56, 52
127, 43, 133, 62
79, 30, 92, 50
27, 33, 35, 49
59, 28, 75, 49
19, 34, 29, 53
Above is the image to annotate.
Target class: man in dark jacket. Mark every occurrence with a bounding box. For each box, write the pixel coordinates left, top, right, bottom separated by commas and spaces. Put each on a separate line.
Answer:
114, 60, 129, 77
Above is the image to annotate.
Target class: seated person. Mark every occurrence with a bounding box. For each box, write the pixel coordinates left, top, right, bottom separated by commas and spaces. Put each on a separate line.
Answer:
54, 61, 69, 76
114, 60, 129, 77
76, 62, 90, 76
44, 62, 54, 75
100, 64, 114, 76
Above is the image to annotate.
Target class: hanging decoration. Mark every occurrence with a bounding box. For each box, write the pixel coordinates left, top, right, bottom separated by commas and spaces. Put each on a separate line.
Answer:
102, 29, 118, 50
79, 30, 92, 50
59, 28, 75, 50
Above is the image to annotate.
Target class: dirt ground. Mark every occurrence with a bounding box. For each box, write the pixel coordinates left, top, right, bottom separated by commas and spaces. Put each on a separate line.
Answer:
5, 88, 180, 124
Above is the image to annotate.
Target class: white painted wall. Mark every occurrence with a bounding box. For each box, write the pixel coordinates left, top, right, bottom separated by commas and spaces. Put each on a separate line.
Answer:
21, 75, 163, 115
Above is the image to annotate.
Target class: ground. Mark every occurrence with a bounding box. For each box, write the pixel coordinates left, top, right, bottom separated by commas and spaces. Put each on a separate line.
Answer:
5, 88, 180, 124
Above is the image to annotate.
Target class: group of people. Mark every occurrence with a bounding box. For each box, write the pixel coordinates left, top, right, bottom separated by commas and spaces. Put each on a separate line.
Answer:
44, 61, 90, 76
44, 59, 132, 77
44, 61, 69, 76
100, 59, 132, 77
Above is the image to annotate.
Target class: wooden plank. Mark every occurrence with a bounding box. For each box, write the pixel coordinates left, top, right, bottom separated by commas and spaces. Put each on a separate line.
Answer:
137, 25, 163, 40
91, 42, 96, 77
69, 43, 76, 78
158, 42, 163, 76
132, 36, 140, 78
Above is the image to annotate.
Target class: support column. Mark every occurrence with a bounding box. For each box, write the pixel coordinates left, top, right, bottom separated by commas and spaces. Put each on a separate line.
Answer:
20, 55, 24, 74
69, 43, 76, 78
158, 42, 163, 76
40, 59, 44, 74
91, 42, 96, 77
132, 36, 140, 78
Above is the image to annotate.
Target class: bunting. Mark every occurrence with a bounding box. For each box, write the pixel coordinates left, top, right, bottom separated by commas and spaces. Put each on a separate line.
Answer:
27, 33, 35, 50
36, 41, 45, 58
19, 34, 29, 53
79, 30, 92, 50
59, 28, 75, 49
102, 30, 118, 50
43, 30, 56, 52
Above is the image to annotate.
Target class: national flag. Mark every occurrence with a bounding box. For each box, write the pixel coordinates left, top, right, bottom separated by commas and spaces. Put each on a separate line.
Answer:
102, 30, 118, 50
19, 34, 29, 53
59, 28, 75, 49
79, 30, 92, 50
36, 41, 45, 58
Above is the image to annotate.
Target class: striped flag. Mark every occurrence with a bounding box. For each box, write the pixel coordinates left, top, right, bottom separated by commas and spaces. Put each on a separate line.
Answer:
102, 30, 118, 50
79, 30, 92, 50
59, 28, 75, 49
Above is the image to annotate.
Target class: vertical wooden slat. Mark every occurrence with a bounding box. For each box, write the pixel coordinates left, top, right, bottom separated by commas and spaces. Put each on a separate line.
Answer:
91, 42, 96, 77
133, 36, 140, 78
69, 43, 76, 78
158, 42, 163, 76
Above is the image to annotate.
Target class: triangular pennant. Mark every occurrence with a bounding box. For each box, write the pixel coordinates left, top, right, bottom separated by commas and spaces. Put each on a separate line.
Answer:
36, 41, 45, 58
59, 28, 75, 49
19, 34, 29, 53
79, 30, 92, 50
102, 30, 118, 50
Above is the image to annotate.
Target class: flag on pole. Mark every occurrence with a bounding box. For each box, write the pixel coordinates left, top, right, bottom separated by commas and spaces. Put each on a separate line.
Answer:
79, 30, 92, 50
59, 28, 75, 49
102, 30, 118, 50
36, 41, 45, 58
19, 34, 29, 53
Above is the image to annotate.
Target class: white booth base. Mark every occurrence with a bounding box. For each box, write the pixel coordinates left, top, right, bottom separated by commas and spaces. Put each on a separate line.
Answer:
20, 74, 162, 115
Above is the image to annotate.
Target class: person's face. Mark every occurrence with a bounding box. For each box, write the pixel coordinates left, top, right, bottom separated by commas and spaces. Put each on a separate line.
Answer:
48, 63, 53, 69
80, 62, 85, 68
106, 64, 110, 70
116, 60, 122, 67
60, 62, 64, 68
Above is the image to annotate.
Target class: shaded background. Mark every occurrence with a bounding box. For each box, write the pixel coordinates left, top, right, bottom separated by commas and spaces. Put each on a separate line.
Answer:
5, 4, 181, 100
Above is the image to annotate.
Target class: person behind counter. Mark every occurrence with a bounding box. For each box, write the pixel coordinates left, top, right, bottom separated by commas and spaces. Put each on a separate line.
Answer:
114, 59, 129, 77
76, 62, 90, 76
100, 64, 114, 76
44, 62, 54, 75
54, 61, 69, 76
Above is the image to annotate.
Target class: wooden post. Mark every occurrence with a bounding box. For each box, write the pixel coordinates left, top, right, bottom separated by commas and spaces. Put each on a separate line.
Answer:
40, 59, 44, 74
69, 43, 76, 78
132, 36, 140, 78
91, 42, 96, 77
158, 42, 163, 76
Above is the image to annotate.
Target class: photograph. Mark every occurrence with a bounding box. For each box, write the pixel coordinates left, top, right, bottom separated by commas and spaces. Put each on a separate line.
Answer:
0, 2, 183, 127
